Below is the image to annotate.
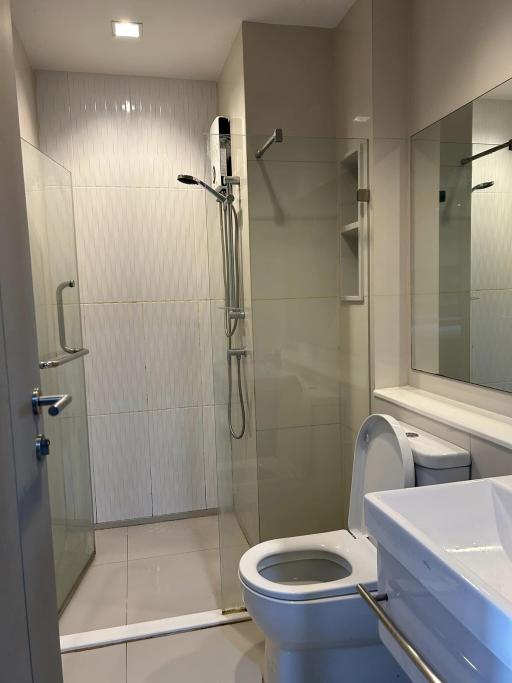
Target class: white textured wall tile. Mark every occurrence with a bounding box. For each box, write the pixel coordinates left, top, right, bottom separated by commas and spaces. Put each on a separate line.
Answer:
167, 79, 217, 189
140, 189, 209, 301
36, 71, 73, 169
130, 77, 216, 189
74, 188, 209, 304
470, 290, 512, 385
89, 412, 152, 523
202, 406, 218, 508
198, 301, 214, 405
149, 408, 206, 515
37, 70, 218, 522
144, 302, 202, 410
68, 73, 132, 187
471, 193, 512, 291
73, 188, 143, 303
82, 303, 146, 415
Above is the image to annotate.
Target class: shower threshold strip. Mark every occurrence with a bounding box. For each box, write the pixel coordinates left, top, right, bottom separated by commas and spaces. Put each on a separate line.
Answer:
60, 608, 250, 653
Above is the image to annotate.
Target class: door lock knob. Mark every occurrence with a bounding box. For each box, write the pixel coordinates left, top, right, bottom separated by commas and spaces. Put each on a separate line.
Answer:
35, 434, 51, 460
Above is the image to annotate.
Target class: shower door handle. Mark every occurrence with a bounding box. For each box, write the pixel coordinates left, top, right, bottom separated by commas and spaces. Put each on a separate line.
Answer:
56, 280, 80, 354
32, 387, 72, 416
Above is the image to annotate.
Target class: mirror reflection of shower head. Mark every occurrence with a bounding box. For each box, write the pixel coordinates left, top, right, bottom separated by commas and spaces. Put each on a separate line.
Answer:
177, 174, 227, 203
472, 181, 494, 192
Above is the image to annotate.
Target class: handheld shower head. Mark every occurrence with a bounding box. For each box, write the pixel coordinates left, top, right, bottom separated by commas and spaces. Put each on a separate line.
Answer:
177, 174, 227, 203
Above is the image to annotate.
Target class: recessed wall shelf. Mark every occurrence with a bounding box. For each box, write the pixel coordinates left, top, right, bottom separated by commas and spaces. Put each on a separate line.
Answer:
339, 145, 366, 303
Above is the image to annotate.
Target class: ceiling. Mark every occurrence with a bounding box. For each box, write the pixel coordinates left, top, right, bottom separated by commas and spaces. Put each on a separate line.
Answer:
12, 0, 355, 81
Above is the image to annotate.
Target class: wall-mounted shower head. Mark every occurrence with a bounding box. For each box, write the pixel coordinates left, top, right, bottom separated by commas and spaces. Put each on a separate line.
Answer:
177, 174, 227, 203
472, 181, 494, 192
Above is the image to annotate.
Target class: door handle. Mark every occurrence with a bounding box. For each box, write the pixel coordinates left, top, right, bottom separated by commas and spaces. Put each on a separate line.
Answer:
32, 387, 72, 416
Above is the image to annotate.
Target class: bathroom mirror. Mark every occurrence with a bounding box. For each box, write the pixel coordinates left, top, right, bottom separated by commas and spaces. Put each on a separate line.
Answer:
411, 77, 512, 393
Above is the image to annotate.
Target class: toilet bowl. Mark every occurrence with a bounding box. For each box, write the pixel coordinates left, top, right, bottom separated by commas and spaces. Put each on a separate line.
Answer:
239, 414, 471, 683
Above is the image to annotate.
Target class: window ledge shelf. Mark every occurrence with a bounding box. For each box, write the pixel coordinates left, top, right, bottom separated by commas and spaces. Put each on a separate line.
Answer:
374, 386, 512, 450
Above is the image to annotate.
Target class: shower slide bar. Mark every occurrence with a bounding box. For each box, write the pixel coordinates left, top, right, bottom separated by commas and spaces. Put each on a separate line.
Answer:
460, 138, 512, 165
39, 347, 89, 370
255, 128, 283, 159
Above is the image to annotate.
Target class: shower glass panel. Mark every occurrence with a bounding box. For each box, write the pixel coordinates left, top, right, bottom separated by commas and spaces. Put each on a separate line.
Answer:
21, 140, 95, 612
207, 135, 370, 611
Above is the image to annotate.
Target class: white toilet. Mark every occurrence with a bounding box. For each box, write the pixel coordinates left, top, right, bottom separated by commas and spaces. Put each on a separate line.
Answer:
239, 414, 471, 683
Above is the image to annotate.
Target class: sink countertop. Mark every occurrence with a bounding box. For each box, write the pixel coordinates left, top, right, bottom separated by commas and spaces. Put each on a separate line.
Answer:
365, 475, 512, 672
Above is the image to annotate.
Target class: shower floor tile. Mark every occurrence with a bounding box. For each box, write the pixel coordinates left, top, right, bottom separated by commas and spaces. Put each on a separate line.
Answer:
59, 562, 128, 635
127, 514, 219, 560
93, 526, 128, 565
127, 548, 221, 623
59, 515, 222, 636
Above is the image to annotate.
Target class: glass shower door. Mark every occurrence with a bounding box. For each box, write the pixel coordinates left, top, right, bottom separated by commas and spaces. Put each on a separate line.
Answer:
21, 140, 95, 612
208, 134, 370, 612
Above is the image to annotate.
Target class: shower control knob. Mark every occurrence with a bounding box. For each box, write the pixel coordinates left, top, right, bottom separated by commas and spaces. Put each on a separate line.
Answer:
35, 434, 51, 460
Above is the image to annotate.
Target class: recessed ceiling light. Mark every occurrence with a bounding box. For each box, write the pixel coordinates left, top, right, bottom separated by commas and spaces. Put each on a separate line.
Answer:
112, 21, 142, 39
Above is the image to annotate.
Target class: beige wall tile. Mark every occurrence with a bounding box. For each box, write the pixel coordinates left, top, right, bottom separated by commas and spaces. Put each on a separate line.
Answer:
334, 0, 372, 139
409, 0, 512, 135
242, 22, 335, 137
470, 436, 512, 479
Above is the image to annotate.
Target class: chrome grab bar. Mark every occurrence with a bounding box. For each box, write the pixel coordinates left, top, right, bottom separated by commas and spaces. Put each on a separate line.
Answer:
32, 387, 72, 416
357, 584, 444, 683
255, 128, 283, 159
39, 347, 89, 369
56, 280, 80, 354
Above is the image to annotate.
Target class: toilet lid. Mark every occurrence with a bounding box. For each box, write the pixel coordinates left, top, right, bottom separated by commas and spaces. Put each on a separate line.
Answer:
348, 414, 414, 536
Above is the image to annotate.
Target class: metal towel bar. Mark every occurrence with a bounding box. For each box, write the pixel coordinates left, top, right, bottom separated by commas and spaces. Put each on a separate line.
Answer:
357, 584, 444, 683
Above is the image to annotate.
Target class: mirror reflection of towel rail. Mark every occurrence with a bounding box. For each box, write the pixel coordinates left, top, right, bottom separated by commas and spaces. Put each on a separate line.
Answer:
40, 347, 89, 369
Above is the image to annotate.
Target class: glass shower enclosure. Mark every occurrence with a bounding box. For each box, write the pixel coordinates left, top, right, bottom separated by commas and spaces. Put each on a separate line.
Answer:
207, 134, 370, 612
21, 140, 95, 612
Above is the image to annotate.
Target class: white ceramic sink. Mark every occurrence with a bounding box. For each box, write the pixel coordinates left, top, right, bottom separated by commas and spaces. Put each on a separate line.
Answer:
365, 475, 512, 680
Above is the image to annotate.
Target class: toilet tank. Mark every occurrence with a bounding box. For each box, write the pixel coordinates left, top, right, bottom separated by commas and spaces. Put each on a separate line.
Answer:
399, 422, 471, 486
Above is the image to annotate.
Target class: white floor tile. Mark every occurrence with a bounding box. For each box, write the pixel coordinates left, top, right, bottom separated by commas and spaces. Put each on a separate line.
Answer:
127, 549, 220, 623
93, 527, 128, 565
62, 644, 126, 683
59, 562, 127, 635
126, 622, 264, 683
127, 516, 219, 560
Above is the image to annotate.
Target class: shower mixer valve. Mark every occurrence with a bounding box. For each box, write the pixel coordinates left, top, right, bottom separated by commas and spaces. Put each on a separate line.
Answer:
227, 348, 247, 360
228, 309, 246, 320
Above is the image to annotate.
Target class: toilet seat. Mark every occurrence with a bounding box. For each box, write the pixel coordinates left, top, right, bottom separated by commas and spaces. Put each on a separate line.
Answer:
239, 530, 377, 601
239, 415, 416, 602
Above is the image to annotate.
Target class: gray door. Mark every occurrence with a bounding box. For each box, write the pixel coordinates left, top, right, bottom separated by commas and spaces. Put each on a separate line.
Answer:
0, 2, 63, 681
